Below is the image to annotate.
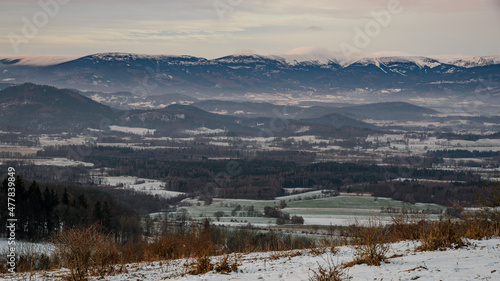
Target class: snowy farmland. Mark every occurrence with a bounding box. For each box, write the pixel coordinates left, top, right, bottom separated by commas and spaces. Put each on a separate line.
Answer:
172, 194, 445, 227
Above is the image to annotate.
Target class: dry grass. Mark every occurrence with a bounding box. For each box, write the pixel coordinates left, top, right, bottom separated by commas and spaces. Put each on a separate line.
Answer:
309, 256, 350, 281
461, 210, 500, 239
214, 254, 240, 274
308, 247, 329, 257
346, 218, 389, 267
418, 219, 465, 251
188, 255, 213, 275
386, 206, 427, 242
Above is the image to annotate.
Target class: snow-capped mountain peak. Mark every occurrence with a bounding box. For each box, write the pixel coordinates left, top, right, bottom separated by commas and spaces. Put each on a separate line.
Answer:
431, 55, 500, 68
351, 56, 442, 69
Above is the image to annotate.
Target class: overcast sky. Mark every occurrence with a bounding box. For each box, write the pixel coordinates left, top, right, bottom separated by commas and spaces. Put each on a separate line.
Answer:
1, 0, 499, 58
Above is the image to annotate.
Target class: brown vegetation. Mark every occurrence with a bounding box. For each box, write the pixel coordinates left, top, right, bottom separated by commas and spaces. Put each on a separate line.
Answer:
346, 218, 389, 267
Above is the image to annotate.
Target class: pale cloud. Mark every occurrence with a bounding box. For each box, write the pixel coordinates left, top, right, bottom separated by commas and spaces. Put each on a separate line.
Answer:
0, 0, 498, 57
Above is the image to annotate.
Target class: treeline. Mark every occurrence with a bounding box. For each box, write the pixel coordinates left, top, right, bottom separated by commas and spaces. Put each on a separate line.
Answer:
436, 131, 500, 141
81, 150, 481, 203
0, 132, 39, 147
39, 144, 316, 166
428, 150, 500, 158
2, 154, 483, 207
0, 176, 142, 241
0, 163, 179, 215
348, 180, 487, 207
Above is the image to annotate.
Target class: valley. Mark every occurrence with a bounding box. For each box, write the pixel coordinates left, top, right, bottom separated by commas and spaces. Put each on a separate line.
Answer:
1, 83, 498, 234
0, 54, 499, 280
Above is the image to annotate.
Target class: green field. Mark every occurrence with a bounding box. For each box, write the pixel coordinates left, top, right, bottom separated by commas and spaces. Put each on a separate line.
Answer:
168, 193, 446, 227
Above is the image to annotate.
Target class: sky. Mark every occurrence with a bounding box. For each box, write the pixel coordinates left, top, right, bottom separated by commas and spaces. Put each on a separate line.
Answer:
0, 0, 499, 58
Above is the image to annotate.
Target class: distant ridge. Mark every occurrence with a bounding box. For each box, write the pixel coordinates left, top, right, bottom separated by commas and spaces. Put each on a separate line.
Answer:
0, 84, 381, 136
0, 83, 118, 130
193, 100, 437, 121
1, 52, 499, 98
2, 52, 500, 68
337, 102, 438, 120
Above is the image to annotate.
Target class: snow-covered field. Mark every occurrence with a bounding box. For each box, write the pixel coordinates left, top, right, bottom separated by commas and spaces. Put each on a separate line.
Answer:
109, 125, 156, 136
35, 158, 94, 167
5, 238, 499, 281
101, 176, 184, 198
0, 239, 55, 255
39, 135, 96, 147
183, 127, 225, 136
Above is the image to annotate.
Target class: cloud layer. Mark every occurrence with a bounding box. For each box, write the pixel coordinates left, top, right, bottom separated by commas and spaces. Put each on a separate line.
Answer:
0, 0, 498, 57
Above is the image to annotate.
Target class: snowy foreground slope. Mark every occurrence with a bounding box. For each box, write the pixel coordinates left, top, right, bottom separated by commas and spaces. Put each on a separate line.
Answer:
5, 238, 500, 281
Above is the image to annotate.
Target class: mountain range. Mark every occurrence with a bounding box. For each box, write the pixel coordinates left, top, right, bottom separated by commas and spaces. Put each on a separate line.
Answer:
1, 53, 499, 103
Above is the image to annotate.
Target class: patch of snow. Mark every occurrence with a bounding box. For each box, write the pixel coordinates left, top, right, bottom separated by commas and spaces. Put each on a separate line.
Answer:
294, 126, 310, 133
109, 125, 156, 136
183, 127, 225, 135
101, 176, 184, 199
35, 158, 94, 167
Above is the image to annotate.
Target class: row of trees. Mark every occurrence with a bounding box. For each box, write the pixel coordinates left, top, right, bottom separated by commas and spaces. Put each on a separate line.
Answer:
0, 176, 142, 241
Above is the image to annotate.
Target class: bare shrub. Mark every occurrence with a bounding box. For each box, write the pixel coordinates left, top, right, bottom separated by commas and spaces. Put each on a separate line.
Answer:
418, 219, 465, 251
472, 182, 500, 237
387, 206, 426, 242
308, 247, 328, 257
462, 210, 500, 239
309, 256, 350, 281
318, 235, 340, 255
214, 254, 239, 274
189, 255, 213, 275
347, 218, 389, 266
476, 182, 500, 208
52, 225, 118, 281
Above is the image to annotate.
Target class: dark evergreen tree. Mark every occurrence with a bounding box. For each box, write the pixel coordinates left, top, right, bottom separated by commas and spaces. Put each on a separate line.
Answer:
102, 200, 112, 230
77, 194, 89, 209
93, 200, 102, 223
26, 181, 43, 239
62, 188, 69, 205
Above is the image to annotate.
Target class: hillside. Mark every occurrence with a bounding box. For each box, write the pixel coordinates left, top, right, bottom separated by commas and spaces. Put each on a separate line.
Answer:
299, 113, 376, 129
337, 102, 438, 120
0, 84, 378, 135
121, 104, 257, 136
193, 100, 437, 121
7, 237, 500, 280
0, 83, 119, 131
